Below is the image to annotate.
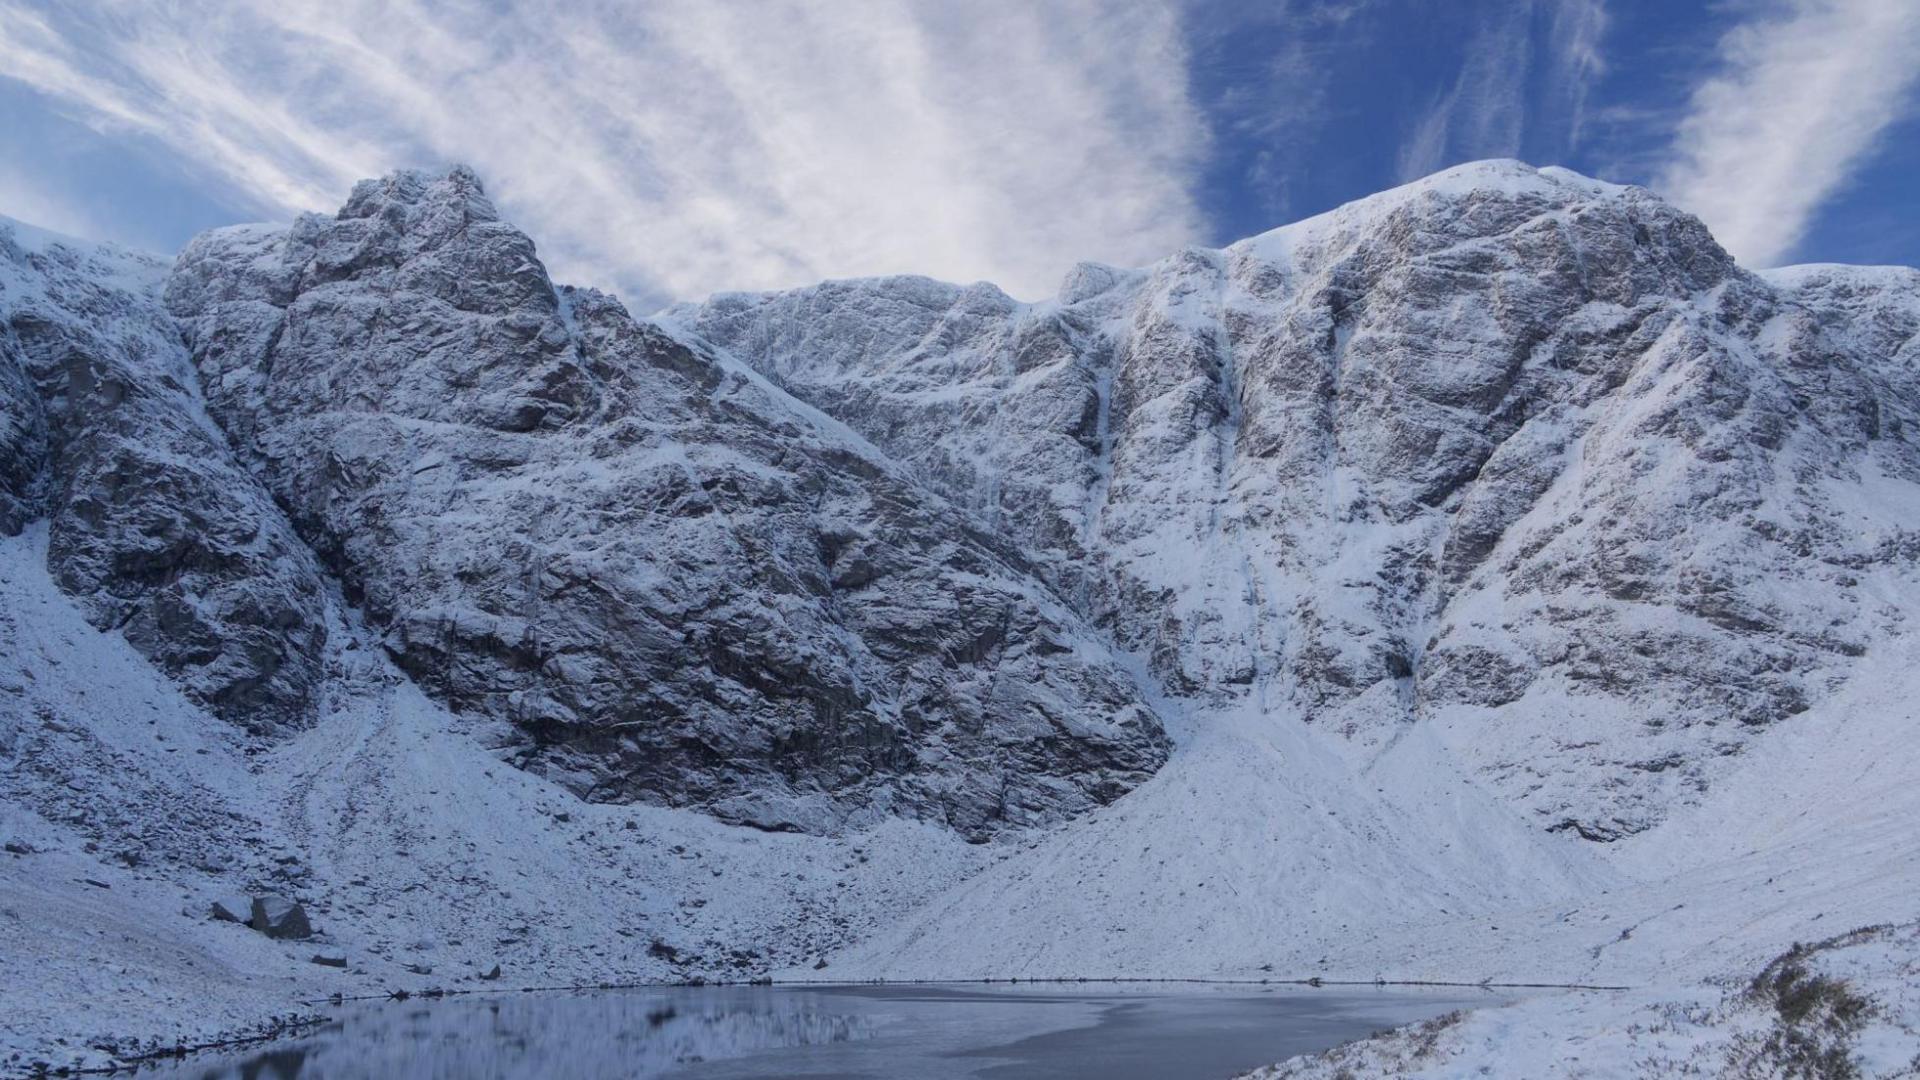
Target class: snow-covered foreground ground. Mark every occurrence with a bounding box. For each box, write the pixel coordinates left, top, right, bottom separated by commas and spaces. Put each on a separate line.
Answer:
1242, 924, 1920, 1078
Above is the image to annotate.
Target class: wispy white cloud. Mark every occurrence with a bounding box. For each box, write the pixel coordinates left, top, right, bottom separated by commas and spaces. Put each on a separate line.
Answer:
1545, 0, 1608, 146
1186, 0, 1372, 225
1656, 0, 1920, 268
0, 0, 1208, 304
1395, 0, 1609, 182
1398, 5, 1531, 181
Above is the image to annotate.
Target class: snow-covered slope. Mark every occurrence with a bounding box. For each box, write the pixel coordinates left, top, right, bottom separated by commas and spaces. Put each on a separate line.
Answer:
821, 620, 1920, 993
2, 162, 1918, 1076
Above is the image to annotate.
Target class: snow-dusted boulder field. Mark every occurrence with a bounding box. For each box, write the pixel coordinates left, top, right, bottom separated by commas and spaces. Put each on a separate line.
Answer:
2, 161, 1917, 1075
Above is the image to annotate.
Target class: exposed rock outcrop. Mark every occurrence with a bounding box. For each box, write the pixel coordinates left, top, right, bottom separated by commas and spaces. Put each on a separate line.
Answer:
0, 218, 330, 731
164, 169, 1168, 834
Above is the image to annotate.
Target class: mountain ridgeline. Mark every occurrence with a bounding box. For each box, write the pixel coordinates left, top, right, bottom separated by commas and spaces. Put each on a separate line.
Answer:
6, 162, 1917, 842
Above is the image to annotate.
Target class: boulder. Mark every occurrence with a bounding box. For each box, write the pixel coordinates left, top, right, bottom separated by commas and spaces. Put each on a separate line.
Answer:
249, 894, 313, 939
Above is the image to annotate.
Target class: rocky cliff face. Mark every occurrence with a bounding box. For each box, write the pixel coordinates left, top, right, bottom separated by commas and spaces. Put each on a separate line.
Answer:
671, 161, 1920, 840
7, 162, 1916, 847
0, 218, 330, 731
162, 168, 1167, 834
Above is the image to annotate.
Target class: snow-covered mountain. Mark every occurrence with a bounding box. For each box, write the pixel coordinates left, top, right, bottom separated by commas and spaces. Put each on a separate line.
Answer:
160, 167, 1167, 836
671, 161, 1920, 843
2, 162, 1917, 1076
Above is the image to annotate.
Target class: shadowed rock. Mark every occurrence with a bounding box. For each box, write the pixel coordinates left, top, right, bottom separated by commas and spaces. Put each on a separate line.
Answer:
1, 219, 331, 732
250, 894, 313, 940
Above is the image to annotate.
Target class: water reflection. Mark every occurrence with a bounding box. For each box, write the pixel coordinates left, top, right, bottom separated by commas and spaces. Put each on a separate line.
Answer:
162, 988, 875, 1080
141, 983, 1490, 1080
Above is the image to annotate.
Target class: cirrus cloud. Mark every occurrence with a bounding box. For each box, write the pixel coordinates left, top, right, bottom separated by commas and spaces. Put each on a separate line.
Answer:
0, 0, 1209, 305
1656, 0, 1920, 268
1395, 0, 1610, 182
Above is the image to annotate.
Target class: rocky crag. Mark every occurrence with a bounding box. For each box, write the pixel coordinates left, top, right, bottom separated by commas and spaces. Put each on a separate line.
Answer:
672, 162, 1920, 841
9, 170, 1171, 840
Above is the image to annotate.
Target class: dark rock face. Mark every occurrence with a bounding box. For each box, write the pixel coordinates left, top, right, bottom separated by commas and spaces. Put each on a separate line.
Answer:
249, 894, 313, 939
0, 220, 330, 732
165, 169, 1167, 834
0, 329, 45, 535
672, 162, 1920, 840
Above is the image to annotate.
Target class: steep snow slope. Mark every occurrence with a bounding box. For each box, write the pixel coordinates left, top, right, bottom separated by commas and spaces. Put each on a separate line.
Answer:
822, 623, 1920, 989
822, 703, 1617, 980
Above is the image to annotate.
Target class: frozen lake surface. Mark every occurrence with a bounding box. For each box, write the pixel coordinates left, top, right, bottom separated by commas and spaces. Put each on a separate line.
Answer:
140, 982, 1490, 1079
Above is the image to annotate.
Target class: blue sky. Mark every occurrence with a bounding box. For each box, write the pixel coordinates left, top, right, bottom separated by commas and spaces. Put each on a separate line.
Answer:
1, 0, 1916, 307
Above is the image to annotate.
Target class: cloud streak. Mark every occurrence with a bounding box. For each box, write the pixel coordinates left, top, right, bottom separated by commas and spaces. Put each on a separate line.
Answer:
1656, 0, 1920, 268
1395, 0, 1610, 182
0, 0, 1208, 304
